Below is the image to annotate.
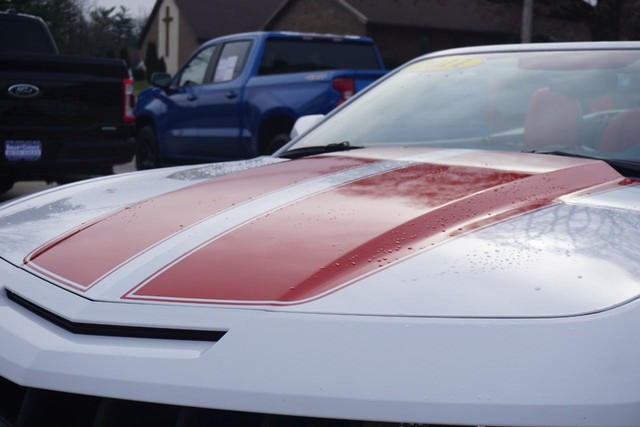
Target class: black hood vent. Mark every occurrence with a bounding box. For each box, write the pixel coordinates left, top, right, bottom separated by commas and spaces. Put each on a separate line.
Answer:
6, 289, 226, 342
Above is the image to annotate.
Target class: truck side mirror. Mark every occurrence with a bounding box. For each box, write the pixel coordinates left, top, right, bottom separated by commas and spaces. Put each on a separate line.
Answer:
149, 73, 173, 90
290, 114, 325, 139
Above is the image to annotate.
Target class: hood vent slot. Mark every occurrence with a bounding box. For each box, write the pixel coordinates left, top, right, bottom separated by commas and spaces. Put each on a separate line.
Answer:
6, 289, 226, 342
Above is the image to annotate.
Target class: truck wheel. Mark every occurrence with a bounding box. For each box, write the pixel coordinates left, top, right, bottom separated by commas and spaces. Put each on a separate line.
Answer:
136, 126, 161, 170
266, 133, 291, 154
0, 179, 14, 194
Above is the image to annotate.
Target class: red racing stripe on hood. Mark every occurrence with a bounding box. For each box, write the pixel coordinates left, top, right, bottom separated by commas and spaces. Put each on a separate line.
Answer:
25, 156, 373, 291
124, 160, 621, 305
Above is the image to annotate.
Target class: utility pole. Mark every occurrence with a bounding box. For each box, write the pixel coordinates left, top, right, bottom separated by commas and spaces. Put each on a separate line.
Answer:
522, 0, 534, 43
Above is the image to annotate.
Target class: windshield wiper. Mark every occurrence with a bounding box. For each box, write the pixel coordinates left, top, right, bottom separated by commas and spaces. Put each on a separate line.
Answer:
523, 149, 640, 178
280, 141, 364, 159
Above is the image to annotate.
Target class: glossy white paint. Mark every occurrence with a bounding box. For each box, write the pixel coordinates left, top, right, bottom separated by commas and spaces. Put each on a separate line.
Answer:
0, 151, 638, 427
297, 196, 640, 317
2, 257, 640, 426
0, 150, 636, 319
0, 157, 282, 264
0, 112, 639, 426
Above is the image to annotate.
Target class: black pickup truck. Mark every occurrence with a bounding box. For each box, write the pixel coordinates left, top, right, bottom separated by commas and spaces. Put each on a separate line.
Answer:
0, 10, 135, 193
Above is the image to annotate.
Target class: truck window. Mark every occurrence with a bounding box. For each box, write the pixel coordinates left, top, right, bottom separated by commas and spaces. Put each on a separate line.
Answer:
213, 41, 252, 83
178, 45, 217, 87
258, 39, 381, 75
0, 19, 58, 54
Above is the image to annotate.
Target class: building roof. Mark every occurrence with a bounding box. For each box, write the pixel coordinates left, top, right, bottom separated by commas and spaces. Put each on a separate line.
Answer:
139, 0, 288, 47
140, 0, 594, 48
335, 0, 592, 34
336, 0, 521, 33
176, 0, 288, 42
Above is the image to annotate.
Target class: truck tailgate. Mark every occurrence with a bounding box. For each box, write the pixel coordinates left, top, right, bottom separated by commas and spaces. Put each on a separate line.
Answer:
0, 53, 128, 129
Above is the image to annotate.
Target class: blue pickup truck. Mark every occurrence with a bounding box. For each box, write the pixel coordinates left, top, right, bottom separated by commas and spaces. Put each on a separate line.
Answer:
134, 31, 386, 169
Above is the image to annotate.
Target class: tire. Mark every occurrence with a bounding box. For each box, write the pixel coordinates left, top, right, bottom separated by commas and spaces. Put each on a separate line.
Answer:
135, 126, 161, 170
265, 133, 291, 154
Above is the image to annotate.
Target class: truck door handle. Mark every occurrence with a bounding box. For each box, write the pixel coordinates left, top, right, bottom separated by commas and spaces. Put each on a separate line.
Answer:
226, 91, 238, 99
187, 94, 197, 101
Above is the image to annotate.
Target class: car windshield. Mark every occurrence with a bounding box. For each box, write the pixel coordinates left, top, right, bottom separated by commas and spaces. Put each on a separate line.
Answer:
286, 48, 640, 175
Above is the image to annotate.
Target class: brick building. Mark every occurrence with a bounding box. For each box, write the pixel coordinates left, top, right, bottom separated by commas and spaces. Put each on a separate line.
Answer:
139, 0, 592, 74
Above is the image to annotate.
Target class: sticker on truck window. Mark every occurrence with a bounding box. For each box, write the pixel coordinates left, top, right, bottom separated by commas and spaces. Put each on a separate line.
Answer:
404, 56, 484, 72
214, 56, 239, 82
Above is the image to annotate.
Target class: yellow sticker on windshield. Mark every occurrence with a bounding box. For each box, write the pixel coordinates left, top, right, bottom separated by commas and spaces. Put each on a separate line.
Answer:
404, 56, 484, 72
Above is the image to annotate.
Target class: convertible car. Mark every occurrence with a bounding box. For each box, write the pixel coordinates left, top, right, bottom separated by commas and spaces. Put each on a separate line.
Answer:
2, 42, 640, 427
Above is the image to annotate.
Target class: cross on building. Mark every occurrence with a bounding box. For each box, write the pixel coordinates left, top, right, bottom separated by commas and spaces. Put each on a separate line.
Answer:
162, 6, 173, 57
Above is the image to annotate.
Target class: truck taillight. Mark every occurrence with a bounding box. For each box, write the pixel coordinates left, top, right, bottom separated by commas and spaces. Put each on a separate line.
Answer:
122, 78, 136, 123
333, 77, 355, 106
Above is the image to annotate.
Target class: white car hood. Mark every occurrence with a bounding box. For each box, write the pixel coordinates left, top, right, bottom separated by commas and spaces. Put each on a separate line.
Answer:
1, 147, 639, 318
